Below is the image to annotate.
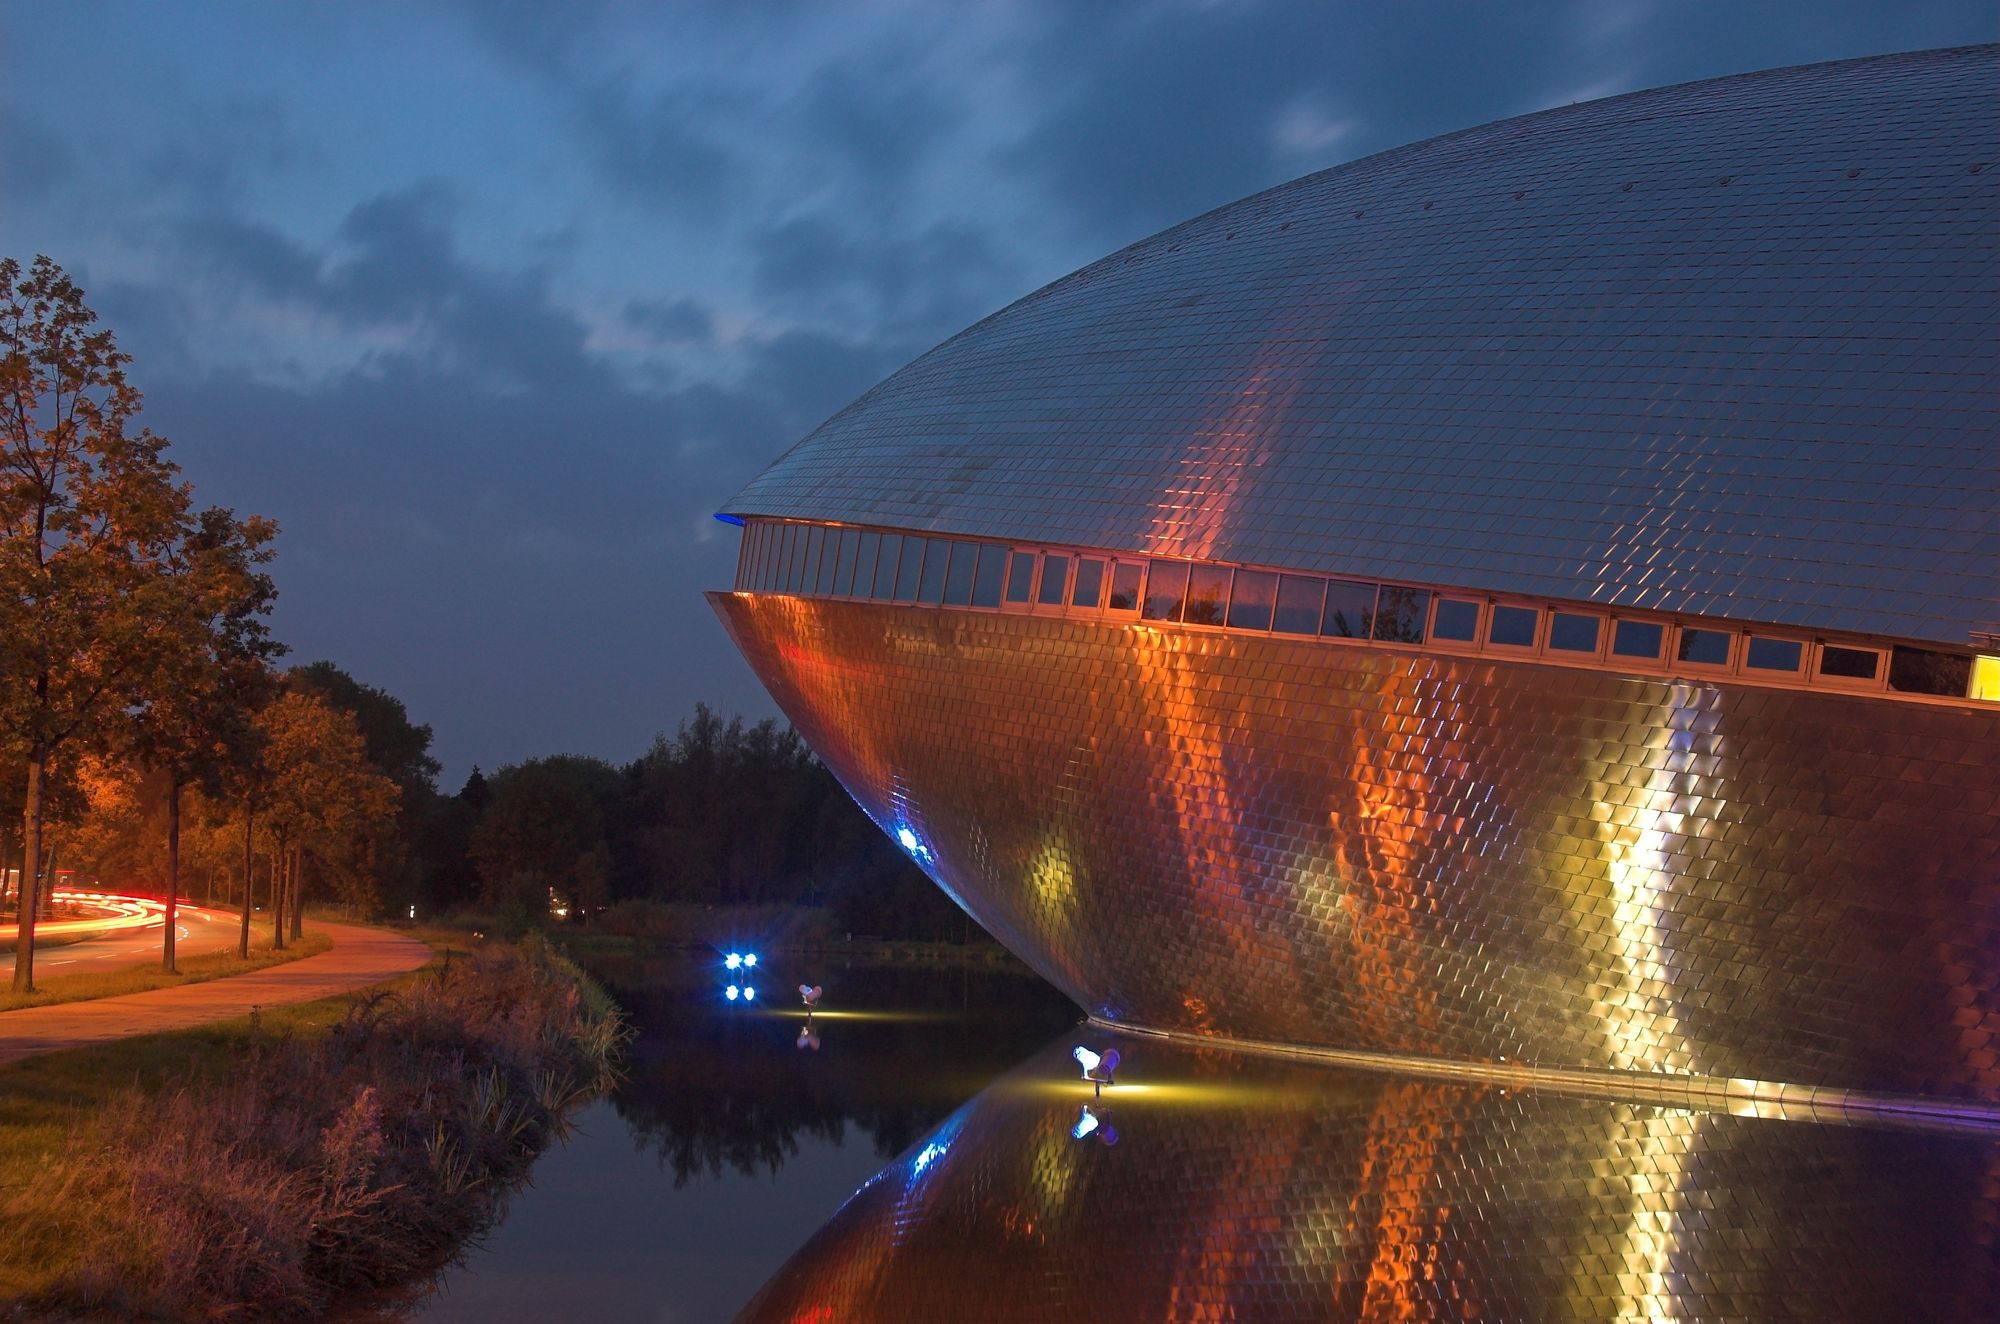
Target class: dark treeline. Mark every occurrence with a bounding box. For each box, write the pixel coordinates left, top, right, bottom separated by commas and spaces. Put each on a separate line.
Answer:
413, 704, 969, 942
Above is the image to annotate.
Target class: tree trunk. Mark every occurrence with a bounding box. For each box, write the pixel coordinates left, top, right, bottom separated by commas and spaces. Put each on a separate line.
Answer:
11, 757, 45, 993
39, 837, 56, 920
238, 806, 254, 959
271, 827, 288, 951
289, 847, 305, 941
162, 776, 181, 973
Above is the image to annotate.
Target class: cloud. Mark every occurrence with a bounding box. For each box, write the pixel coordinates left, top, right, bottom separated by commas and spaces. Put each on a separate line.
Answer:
624, 296, 717, 346
751, 213, 1021, 343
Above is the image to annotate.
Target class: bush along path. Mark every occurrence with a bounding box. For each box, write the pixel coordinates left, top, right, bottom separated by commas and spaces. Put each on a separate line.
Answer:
1, 940, 628, 1320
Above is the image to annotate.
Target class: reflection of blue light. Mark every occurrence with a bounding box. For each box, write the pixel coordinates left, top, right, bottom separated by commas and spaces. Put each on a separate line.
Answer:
725, 985, 740, 1001
911, 1140, 947, 1175
743, 985, 756, 1001
724, 953, 742, 971
897, 826, 920, 853
743, 953, 757, 969
1072, 1106, 1099, 1140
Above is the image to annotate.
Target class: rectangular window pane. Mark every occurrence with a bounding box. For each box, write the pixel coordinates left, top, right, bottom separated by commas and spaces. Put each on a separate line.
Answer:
1745, 637, 1804, 672
1972, 656, 2000, 702
918, 539, 950, 603
1227, 570, 1276, 631
734, 529, 753, 588
1108, 561, 1143, 610
1887, 646, 1972, 696
1611, 619, 1663, 659
1273, 575, 1325, 635
1142, 560, 1189, 621
1819, 644, 1879, 681
780, 525, 803, 591
1320, 579, 1377, 639
1547, 612, 1601, 653
1038, 553, 1071, 606
1005, 550, 1036, 603
800, 526, 825, 594
1184, 565, 1230, 625
894, 535, 923, 601
816, 527, 844, 595
751, 525, 772, 590
853, 532, 881, 597
1372, 587, 1431, 644
1072, 557, 1105, 609
1432, 598, 1479, 642
873, 534, 902, 599
942, 540, 979, 605
972, 544, 1006, 608
829, 529, 859, 597
1488, 604, 1538, 647
1677, 627, 1732, 666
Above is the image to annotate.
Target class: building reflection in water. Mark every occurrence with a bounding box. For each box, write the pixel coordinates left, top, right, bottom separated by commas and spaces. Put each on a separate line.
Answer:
736, 1034, 2000, 1322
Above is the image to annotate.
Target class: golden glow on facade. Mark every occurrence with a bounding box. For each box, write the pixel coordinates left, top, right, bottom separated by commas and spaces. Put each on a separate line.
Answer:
713, 591, 2000, 1104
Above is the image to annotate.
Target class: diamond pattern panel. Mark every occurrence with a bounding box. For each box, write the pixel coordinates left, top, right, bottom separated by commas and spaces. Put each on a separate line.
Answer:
711, 592, 2000, 1103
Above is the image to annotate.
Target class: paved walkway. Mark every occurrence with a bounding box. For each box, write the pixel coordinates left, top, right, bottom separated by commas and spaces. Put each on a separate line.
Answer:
0, 922, 432, 1067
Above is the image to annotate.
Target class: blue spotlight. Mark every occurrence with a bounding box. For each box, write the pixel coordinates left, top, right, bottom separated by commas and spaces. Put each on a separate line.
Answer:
1074, 1045, 1121, 1097
724, 952, 743, 971
725, 985, 740, 1001
800, 984, 823, 1009
1072, 1106, 1099, 1140
743, 985, 757, 1002
743, 953, 758, 969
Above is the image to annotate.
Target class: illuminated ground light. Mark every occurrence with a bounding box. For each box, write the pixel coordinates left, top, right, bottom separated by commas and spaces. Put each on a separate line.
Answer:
724, 950, 758, 971
743, 985, 757, 1001
725, 985, 741, 1001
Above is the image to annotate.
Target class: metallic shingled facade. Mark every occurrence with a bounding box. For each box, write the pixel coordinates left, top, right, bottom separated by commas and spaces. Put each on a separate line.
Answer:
712, 47, 2000, 1106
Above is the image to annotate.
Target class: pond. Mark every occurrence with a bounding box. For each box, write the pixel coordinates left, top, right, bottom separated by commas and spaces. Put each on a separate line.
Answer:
387, 951, 2000, 1322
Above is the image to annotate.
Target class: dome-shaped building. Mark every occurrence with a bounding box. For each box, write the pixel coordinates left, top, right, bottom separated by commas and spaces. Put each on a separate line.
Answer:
711, 46, 2000, 1109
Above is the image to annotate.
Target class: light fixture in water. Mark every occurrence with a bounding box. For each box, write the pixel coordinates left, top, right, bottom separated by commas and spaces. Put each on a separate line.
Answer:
1072, 1106, 1099, 1140
800, 984, 824, 1008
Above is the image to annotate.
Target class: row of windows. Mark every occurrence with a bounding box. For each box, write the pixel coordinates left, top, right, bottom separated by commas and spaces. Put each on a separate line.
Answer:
733, 520, 1998, 705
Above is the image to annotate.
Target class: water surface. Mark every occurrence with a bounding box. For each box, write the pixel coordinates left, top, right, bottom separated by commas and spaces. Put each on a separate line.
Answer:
398, 952, 2000, 1322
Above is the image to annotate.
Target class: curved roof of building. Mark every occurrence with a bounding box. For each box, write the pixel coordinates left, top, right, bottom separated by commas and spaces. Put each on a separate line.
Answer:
727, 45, 1999, 647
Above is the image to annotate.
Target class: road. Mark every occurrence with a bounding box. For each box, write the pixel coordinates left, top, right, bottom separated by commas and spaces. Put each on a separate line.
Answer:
0, 896, 246, 979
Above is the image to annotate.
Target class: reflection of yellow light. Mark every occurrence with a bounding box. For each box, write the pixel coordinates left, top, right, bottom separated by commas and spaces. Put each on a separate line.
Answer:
988, 1076, 1329, 1111
763, 1009, 957, 1024
1972, 656, 2000, 702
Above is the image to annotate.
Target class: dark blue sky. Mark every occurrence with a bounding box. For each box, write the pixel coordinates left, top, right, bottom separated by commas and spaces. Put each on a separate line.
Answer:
2, 1, 1991, 784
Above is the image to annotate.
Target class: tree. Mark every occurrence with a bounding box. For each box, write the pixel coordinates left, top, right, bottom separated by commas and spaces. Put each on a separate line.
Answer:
129, 507, 280, 970
290, 661, 439, 918
257, 689, 396, 945
0, 256, 189, 992
469, 756, 620, 923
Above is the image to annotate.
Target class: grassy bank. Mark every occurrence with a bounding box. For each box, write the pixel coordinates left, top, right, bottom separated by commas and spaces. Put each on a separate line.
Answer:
0, 939, 626, 1320
0, 929, 334, 1012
